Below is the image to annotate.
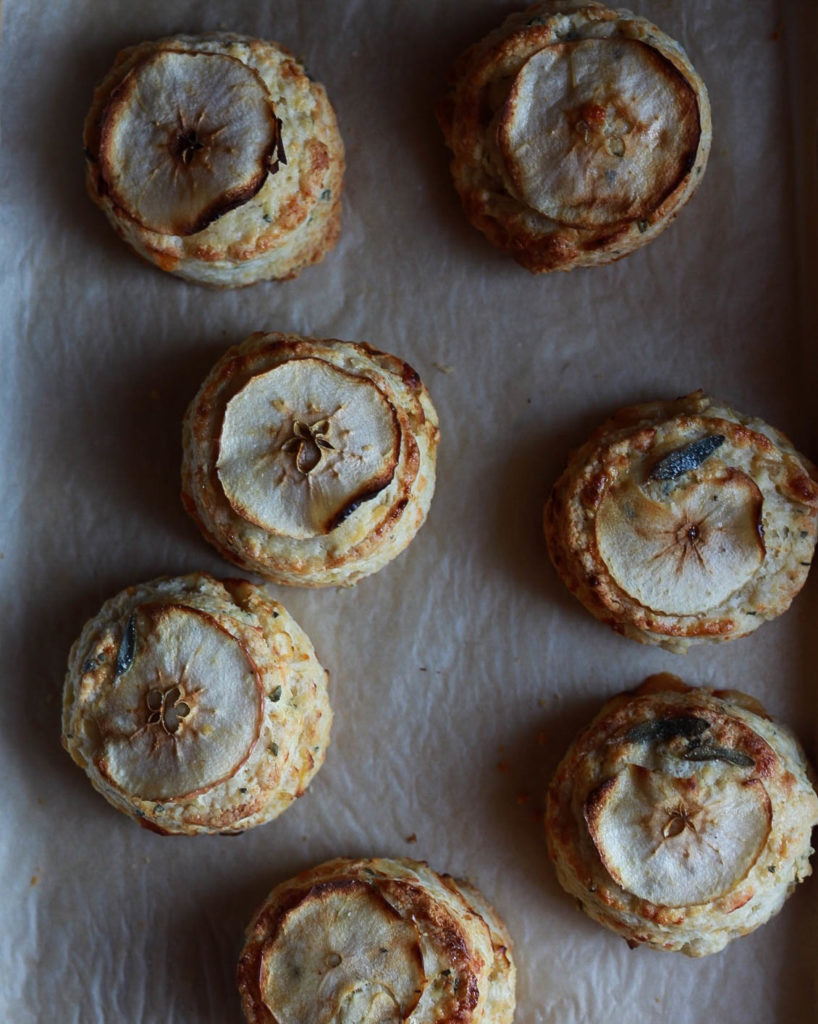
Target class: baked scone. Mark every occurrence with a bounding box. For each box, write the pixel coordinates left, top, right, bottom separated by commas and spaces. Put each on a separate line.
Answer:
83, 33, 344, 286
237, 857, 516, 1024
61, 573, 331, 835
546, 674, 818, 956
437, 1, 711, 271
544, 391, 818, 652
182, 332, 440, 587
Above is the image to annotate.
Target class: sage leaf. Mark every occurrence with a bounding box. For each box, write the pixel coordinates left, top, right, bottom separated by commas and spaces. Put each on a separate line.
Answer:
650, 435, 725, 481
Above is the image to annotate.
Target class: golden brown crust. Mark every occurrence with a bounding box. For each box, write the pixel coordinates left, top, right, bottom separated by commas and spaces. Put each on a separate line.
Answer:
61, 573, 332, 835
84, 33, 344, 286
181, 333, 439, 587
545, 676, 818, 955
237, 858, 515, 1024
437, 2, 711, 272
544, 391, 818, 651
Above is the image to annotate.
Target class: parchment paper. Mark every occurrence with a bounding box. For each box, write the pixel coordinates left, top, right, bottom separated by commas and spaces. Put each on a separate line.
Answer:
1, 2, 817, 1021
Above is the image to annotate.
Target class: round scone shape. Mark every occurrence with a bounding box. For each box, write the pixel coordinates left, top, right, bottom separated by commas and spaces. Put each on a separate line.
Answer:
84, 34, 344, 286
437, 1, 711, 271
182, 333, 440, 587
545, 675, 818, 956
544, 391, 818, 652
237, 858, 516, 1024
62, 574, 332, 835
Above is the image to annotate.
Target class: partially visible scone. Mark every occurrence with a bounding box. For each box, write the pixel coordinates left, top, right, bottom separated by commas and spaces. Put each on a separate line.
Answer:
83, 33, 344, 286
546, 674, 818, 956
237, 857, 516, 1024
544, 391, 818, 652
61, 573, 331, 835
182, 332, 440, 587
437, 1, 711, 271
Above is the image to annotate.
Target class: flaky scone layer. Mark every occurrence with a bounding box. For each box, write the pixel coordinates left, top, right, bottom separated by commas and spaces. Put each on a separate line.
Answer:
84, 33, 344, 286
546, 675, 818, 956
544, 391, 818, 652
237, 857, 516, 1024
437, 1, 711, 272
182, 332, 439, 587
62, 573, 331, 835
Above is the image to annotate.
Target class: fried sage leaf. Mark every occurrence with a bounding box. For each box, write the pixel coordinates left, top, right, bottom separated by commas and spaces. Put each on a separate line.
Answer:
649, 434, 725, 480
683, 745, 755, 768
625, 716, 755, 768
115, 614, 136, 676
625, 715, 709, 744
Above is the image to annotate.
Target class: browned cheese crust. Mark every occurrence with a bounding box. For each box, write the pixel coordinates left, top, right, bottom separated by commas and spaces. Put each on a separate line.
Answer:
437, 2, 711, 271
544, 391, 818, 651
61, 573, 331, 835
83, 33, 344, 286
545, 675, 818, 956
181, 332, 439, 587
237, 857, 516, 1024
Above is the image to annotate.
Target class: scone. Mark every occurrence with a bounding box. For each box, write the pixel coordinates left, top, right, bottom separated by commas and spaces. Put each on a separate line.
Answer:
237, 857, 516, 1023
182, 332, 440, 587
437, 1, 711, 271
544, 391, 818, 652
546, 674, 818, 956
61, 573, 331, 835
83, 33, 344, 286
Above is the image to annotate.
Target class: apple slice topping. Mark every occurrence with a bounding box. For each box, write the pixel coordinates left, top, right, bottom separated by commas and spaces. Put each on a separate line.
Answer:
217, 358, 401, 539
585, 764, 772, 906
595, 470, 765, 615
98, 49, 279, 235
97, 603, 263, 801
260, 880, 425, 1024
498, 38, 699, 227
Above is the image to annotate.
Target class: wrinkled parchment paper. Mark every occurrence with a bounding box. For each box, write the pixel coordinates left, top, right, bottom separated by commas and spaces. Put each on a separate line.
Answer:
1, 1, 817, 1021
